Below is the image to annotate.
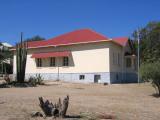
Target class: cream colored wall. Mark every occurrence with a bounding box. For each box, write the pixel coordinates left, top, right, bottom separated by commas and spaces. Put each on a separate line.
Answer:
109, 42, 137, 73
13, 41, 110, 74
109, 42, 123, 72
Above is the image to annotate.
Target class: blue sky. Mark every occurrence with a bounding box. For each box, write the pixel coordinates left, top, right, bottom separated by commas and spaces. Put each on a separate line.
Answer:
0, 0, 160, 45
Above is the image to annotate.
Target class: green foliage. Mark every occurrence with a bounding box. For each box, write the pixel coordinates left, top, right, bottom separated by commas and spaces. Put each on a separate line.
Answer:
132, 21, 160, 64
0, 42, 13, 74
28, 76, 37, 86
0, 63, 13, 74
25, 35, 45, 42
35, 74, 44, 85
16, 33, 28, 83
28, 74, 44, 86
140, 62, 160, 95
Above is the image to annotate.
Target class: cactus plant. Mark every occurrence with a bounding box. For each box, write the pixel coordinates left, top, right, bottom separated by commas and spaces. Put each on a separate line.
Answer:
16, 33, 28, 83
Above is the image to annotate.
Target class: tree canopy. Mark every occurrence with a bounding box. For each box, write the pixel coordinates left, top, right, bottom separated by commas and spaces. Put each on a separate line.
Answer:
132, 21, 160, 64
0, 42, 13, 74
132, 21, 160, 95
25, 35, 45, 42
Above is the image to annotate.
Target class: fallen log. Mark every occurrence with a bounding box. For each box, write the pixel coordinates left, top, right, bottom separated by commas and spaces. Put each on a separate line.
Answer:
38, 95, 69, 118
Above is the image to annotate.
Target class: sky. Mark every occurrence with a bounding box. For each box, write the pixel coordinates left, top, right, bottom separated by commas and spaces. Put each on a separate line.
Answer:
0, 0, 160, 45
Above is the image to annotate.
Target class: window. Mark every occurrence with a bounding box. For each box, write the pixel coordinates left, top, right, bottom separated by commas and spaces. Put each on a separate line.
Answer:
116, 73, 119, 80
113, 52, 116, 64
50, 57, 55, 67
94, 75, 101, 83
126, 58, 131, 68
113, 52, 120, 66
117, 53, 120, 65
36, 58, 42, 67
134, 58, 136, 70
63, 57, 69, 66
79, 75, 85, 80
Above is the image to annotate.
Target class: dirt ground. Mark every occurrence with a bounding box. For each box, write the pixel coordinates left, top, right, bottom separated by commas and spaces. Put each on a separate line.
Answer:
0, 81, 160, 120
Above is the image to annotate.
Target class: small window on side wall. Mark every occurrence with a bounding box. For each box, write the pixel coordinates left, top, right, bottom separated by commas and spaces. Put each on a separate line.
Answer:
36, 58, 42, 67
113, 52, 115, 64
118, 53, 121, 66
79, 75, 85, 80
50, 57, 55, 67
63, 57, 69, 66
126, 58, 131, 68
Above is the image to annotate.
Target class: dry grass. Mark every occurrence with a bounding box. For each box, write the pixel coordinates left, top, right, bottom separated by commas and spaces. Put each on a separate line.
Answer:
0, 81, 160, 120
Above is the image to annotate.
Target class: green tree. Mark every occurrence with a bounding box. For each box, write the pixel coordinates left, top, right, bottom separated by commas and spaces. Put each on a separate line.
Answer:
140, 62, 160, 95
132, 21, 160, 64
0, 42, 13, 74
132, 21, 160, 96
25, 35, 45, 42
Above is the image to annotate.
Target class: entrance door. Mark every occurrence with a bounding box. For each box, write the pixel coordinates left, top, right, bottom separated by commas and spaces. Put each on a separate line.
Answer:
94, 75, 101, 83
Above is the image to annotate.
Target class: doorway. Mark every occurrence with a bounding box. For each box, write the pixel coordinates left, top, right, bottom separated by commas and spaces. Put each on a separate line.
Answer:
94, 75, 101, 83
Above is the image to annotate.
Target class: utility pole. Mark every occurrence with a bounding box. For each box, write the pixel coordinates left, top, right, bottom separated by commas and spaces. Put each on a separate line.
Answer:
137, 30, 140, 84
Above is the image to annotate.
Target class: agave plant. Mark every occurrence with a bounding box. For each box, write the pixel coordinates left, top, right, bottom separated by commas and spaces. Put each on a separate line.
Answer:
16, 33, 28, 83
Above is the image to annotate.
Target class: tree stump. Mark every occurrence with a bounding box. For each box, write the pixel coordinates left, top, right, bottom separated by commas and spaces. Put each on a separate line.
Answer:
38, 95, 69, 118
61, 95, 69, 117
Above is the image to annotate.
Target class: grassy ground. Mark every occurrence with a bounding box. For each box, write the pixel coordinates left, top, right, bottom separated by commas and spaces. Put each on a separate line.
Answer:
0, 81, 160, 120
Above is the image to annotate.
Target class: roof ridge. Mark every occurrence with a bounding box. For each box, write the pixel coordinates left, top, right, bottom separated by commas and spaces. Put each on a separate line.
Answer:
46, 28, 108, 41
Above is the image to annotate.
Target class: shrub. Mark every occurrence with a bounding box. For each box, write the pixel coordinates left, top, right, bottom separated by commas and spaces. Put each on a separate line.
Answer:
28, 74, 44, 86
35, 74, 44, 85
4, 74, 10, 83
140, 62, 160, 95
28, 76, 37, 86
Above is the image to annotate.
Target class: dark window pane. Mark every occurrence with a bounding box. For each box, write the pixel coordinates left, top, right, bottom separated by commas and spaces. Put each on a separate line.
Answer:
126, 58, 131, 67
36, 58, 42, 67
63, 57, 69, 66
79, 75, 85, 80
50, 57, 55, 66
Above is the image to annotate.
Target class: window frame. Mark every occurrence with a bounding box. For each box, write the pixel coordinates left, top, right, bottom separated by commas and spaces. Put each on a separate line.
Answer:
117, 53, 120, 66
36, 58, 42, 67
63, 57, 69, 66
79, 75, 85, 80
113, 52, 115, 64
133, 58, 136, 70
126, 57, 131, 68
50, 57, 56, 67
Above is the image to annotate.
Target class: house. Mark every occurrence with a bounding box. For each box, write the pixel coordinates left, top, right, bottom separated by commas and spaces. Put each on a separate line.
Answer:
13, 29, 137, 83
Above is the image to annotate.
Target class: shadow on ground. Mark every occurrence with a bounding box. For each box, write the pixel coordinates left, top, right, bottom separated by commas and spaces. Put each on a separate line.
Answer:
150, 93, 160, 98
0, 82, 34, 88
65, 115, 82, 119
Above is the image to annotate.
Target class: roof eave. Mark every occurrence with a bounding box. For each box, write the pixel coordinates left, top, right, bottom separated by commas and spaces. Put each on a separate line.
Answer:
11, 39, 115, 50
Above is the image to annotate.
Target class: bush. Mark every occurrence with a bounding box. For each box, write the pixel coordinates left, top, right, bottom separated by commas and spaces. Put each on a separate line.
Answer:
28, 74, 44, 86
28, 76, 37, 86
140, 62, 160, 95
4, 74, 10, 83
35, 74, 44, 85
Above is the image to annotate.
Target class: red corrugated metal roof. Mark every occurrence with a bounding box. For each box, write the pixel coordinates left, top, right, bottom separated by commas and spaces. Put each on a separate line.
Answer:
31, 51, 71, 58
10, 29, 129, 51
27, 29, 108, 48
112, 37, 128, 46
